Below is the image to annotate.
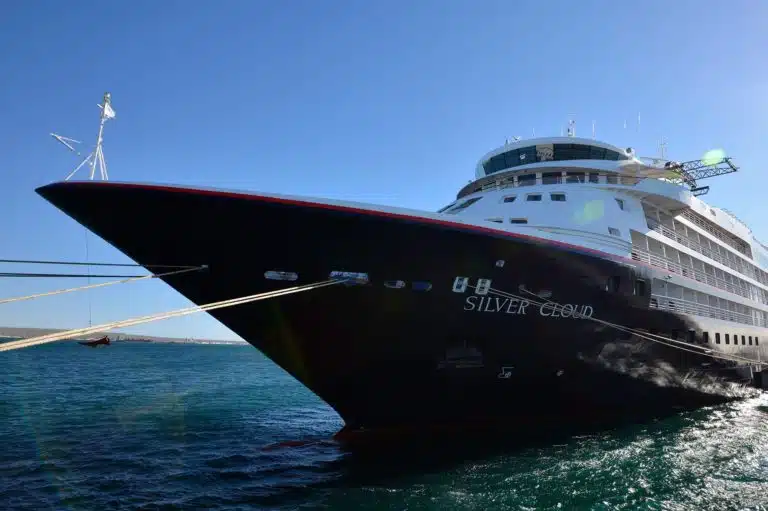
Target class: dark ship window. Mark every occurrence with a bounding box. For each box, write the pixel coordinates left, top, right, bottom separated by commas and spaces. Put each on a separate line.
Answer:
688, 330, 696, 344
588, 173, 600, 183
606, 174, 619, 184
510, 218, 528, 224
703, 332, 709, 344
445, 196, 482, 214
615, 198, 625, 210
749, 336, 753, 345
725, 334, 730, 345
606, 276, 620, 293
438, 202, 457, 213
412, 281, 432, 292
542, 172, 561, 184
503, 195, 517, 203
483, 143, 628, 175
715, 333, 721, 344
550, 193, 566, 202
264, 271, 298, 281
566, 172, 585, 184
742, 335, 746, 345
384, 280, 405, 289
486, 218, 503, 223
633, 279, 646, 296
518, 174, 536, 186
608, 227, 621, 237
526, 194, 542, 202
756, 337, 759, 346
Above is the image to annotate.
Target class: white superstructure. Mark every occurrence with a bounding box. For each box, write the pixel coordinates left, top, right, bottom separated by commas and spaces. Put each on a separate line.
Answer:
438, 135, 768, 356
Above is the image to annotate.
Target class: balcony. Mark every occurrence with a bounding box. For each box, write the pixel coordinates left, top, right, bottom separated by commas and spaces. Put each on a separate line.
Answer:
631, 246, 752, 300
650, 294, 759, 327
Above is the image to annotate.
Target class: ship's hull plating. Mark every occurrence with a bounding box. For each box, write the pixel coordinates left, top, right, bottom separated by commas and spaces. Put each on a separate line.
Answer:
36, 182, 753, 434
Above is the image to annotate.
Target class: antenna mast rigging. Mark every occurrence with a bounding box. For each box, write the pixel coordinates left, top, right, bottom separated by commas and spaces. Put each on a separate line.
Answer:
51, 92, 116, 181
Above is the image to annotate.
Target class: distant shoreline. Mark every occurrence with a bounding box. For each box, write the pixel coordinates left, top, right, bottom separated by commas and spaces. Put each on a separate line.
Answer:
0, 326, 246, 345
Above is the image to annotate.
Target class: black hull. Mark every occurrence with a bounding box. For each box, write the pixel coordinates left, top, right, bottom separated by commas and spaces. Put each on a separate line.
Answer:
36, 182, 752, 433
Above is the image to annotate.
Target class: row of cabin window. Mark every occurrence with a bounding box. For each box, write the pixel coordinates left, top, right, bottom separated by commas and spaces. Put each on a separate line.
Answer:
504, 194, 625, 210
703, 332, 759, 346
463, 172, 640, 197
517, 171, 617, 186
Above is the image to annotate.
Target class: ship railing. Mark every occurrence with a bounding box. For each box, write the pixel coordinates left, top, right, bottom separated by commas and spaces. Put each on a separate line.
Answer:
464, 172, 642, 197
678, 209, 752, 257
631, 246, 752, 300
646, 217, 761, 283
536, 226, 631, 252
649, 294, 758, 326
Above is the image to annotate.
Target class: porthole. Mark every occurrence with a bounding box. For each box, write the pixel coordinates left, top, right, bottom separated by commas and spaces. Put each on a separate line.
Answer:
265, 271, 298, 281
412, 281, 432, 292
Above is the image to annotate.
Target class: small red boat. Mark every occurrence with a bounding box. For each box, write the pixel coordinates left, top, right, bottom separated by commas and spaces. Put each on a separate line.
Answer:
78, 335, 110, 347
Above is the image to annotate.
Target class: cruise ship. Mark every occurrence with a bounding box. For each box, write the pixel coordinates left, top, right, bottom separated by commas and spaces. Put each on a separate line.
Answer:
36, 133, 767, 438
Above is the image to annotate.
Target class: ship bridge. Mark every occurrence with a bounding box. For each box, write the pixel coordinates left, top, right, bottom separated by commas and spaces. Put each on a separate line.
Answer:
475, 136, 635, 179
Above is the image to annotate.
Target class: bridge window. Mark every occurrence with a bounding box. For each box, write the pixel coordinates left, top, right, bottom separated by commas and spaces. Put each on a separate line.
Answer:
542, 172, 561, 184
483, 143, 629, 175
526, 194, 542, 202
606, 174, 619, 184
445, 197, 482, 214
502, 195, 517, 203
589, 173, 600, 183
550, 193, 566, 202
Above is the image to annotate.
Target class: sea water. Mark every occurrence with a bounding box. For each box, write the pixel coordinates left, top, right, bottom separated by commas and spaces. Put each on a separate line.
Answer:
1, 340, 767, 510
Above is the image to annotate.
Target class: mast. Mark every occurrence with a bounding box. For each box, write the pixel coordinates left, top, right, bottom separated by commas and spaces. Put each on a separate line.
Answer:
52, 92, 116, 181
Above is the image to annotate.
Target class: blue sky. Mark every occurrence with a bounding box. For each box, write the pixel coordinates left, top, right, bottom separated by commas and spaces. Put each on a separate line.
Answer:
1, 0, 766, 340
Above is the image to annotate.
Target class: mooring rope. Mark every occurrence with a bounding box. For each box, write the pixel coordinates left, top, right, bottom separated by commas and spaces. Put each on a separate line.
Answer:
0, 266, 206, 306
486, 284, 765, 367
0, 279, 343, 352
0, 272, 147, 278
0, 258, 199, 268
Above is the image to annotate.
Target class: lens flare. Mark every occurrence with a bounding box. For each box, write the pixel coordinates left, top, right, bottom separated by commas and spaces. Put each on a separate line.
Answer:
702, 149, 726, 166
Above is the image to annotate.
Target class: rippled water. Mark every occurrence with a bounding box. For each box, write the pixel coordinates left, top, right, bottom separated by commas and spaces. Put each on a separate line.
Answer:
1, 341, 767, 510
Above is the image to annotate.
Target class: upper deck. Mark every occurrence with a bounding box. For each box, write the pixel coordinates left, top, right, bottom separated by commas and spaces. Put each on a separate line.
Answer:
457, 135, 768, 271
474, 136, 635, 179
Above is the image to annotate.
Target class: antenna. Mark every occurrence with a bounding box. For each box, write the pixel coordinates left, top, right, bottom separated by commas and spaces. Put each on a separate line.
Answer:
566, 116, 575, 137
660, 137, 667, 159
592, 120, 596, 139
52, 92, 116, 181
